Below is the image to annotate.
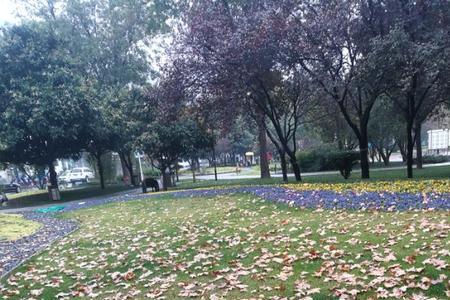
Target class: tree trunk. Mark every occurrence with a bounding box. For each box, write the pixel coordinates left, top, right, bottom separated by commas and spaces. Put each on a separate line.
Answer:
359, 133, 370, 179
415, 121, 423, 169
169, 167, 176, 187
119, 153, 131, 185
97, 154, 105, 190
126, 152, 135, 186
189, 158, 197, 183
212, 145, 218, 181
406, 121, 414, 178
191, 159, 197, 183
37, 166, 46, 189
397, 139, 407, 162
275, 148, 288, 183
162, 167, 172, 191
335, 112, 344, 150
386, 150, 393, 166
377, 146, 390, 166
290, 157, 302, 182
48, 162, 58, 188
119, 151, 136, 186
369, 149, 376, 165
381, 152, 390, 166
256, 108, 271, 179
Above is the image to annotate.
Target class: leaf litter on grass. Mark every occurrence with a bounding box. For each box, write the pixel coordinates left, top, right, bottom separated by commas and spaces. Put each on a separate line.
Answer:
0, 194, 449, 299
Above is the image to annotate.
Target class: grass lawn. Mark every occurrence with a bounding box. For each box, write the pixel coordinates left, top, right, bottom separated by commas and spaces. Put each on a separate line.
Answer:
2, 194, 449, 299
190, 161, 408, 177
180, 166, 238, 175
3, 185, 136, 209
0, 214, 41, 241
181, 166, 265, 176
174, 165, 450, 190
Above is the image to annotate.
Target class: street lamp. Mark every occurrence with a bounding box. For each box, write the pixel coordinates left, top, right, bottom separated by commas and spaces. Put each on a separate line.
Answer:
134, 151, 145, 183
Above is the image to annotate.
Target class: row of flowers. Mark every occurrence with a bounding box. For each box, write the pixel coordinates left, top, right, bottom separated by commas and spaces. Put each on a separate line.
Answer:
168, 183, 450, 211
284, 179, 450, 194
250, 187, 450, 211
43, 180, 449, 214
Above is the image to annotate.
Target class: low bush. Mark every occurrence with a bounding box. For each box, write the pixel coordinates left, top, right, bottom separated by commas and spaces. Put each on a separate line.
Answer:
327, 151, 360, 179
143, 168, 161, 178
421, 155, 449, 164
297, 148, 360, 179
296, 145, 337, 172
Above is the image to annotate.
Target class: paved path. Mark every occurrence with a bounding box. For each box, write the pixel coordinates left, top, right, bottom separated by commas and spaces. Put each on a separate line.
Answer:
1, 185, 449, 279
1, 189, 142, 214
179, 162, 450, 181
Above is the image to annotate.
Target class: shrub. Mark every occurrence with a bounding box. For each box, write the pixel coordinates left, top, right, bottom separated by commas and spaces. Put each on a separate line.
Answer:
296, 148, 360, 179
143, 168, 161, 178
421, 155, 449, 164
296, 145, 337, 172
327, 151, 360, 179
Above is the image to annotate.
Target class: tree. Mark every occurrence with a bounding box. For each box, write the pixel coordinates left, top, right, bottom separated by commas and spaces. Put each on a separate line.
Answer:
0, 22, 93, 188
309, 98, 358, 151
284, 0, 393, 179
58, 0, 172, 187
245, 69, 319, 182
368, 98, 402, 166
110, 89, 144, 186
4, 0, 175, 188
182, 123, 211, 183
177, 0, 290, 180
85, 94, 118, 190
137, 73, 211, 190
138, 120, 208, 191
63, 2, 148, 143
228, 117, 257, 164
373, 0, 450, 177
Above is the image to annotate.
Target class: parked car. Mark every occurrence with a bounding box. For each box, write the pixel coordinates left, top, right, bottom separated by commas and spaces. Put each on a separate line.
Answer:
58, 170, 71, 184
0, 179, 21, 193
67, 167, 95, 183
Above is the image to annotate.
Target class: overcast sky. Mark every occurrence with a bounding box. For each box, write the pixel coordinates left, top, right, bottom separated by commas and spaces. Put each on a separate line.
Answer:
0, 0, 21, 25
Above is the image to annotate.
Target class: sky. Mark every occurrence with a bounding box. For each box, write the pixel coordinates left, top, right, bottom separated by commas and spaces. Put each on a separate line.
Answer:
0, 0, 21, 25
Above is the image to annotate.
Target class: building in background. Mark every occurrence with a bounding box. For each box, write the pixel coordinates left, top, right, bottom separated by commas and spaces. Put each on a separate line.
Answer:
427, 129, 450, 155
426, 108, 450, 156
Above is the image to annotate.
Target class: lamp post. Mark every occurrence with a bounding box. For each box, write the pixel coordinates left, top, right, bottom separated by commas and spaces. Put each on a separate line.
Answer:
134, 151, 144, 183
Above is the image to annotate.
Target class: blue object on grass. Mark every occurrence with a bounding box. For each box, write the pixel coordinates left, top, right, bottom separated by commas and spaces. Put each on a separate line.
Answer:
34, 205, 65, 213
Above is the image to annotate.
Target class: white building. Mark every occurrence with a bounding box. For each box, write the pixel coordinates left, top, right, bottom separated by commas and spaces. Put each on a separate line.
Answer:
427, 129, 450, 155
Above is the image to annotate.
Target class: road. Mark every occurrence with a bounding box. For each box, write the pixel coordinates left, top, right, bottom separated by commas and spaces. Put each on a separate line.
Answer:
178, 162, 450, 181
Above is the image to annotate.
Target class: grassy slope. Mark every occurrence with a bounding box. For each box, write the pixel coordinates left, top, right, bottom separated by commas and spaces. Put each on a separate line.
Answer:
174, 165, 450, 190
0, 214, 41, 241
2, 194, 449, 299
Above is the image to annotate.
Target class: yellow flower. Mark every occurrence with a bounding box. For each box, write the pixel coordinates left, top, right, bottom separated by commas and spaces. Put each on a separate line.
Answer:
284, 180, 450, 194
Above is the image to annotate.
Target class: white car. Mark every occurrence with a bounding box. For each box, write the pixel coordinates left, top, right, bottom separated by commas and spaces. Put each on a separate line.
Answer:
65, 168, 95, 183
58, 170, 71, 184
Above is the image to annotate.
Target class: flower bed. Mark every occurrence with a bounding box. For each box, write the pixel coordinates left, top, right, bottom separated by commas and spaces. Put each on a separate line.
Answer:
161, 185, 450, 211
284, 179, 450, 194
251, 187, 450, 211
